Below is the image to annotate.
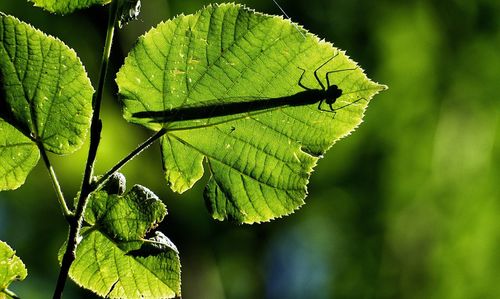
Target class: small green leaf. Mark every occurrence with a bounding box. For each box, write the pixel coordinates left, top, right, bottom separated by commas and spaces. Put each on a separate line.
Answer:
28, 0, 110, 14
69, 230, 180, 299
85, 184, 167, 242
0, 120, 39, 190
116, 3, 386, 223
0, 241, 27, 299
64, 183, 180, 298
0, 14, 93, 190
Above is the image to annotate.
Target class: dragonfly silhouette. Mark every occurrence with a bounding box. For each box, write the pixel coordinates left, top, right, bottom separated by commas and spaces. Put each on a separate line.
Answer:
132, 55, 362, 123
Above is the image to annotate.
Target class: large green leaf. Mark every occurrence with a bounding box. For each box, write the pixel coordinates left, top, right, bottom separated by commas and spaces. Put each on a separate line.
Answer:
64, 179, 181, 298
28, 0, 110, 14
0, 241, 27, 299
116, 3, 386, 223
0, 14, 93, 190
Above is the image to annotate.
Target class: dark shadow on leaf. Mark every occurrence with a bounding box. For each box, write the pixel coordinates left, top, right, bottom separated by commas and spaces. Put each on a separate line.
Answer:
126, 231, 178, 257
131, 88, 343, 124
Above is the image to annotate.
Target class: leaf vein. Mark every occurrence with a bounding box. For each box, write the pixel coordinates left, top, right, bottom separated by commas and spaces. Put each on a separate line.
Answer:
170, 133, 302, 191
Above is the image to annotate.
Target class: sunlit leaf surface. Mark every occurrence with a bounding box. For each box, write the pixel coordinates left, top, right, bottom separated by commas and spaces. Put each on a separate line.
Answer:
0, 240, 27, 299
64, 181, 181, 299
0, 120, 39, 190
0, 14, 93, 190
28, 0, 110, 14
116, 3, 386, 223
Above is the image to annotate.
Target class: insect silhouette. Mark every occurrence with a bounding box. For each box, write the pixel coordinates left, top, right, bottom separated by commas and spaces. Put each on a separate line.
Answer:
132, 54, 361, 124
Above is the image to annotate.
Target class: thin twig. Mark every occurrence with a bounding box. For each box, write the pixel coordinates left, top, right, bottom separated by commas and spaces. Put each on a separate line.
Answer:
91, 128, 167, 193
52, 1, 119, 297
4, 288, 21, 299
37, 143, 72, 219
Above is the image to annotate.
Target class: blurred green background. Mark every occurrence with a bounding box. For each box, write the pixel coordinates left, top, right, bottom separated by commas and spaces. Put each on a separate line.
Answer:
1, 0, 499, 298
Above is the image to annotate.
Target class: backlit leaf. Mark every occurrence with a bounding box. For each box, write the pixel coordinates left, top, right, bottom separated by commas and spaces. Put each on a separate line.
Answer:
63, 180, 180, 298
0, 240, 27, 299
0, 120, 39, 190
28, 0, 110, 14
0, 14, 93, 190
116, 3, 386, 223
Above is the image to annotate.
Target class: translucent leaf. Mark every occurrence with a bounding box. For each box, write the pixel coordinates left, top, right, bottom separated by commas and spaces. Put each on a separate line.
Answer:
116, 3, 386, 223
0, 241, 27, 299
0, 120, 39, 190
64, 182, 181, 298
28, 0, 110, 14
85, 185, 166, 242
0, 14, 93, 190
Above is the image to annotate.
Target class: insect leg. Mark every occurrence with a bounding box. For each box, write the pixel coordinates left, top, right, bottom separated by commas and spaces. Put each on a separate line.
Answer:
317, 99, 324, 110
317, 100, 337, 118
313, 52, 340, 90
297, 67, 313, 90
331, 97, 367, 112
298, 52, 341, 90
317, 99, 336, 114
325, 67, 357, 88
313, 61, 330, 90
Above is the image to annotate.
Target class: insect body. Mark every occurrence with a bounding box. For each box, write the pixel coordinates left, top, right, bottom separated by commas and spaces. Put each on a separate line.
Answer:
132, 54, 358, 123
297, 55, 344, 111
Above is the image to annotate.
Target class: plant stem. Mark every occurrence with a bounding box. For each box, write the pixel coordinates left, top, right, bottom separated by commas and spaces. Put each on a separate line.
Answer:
4, 288, 20, 299
91, 128, 167, 192
52, 1, 119, 298
37, 143, 72, 220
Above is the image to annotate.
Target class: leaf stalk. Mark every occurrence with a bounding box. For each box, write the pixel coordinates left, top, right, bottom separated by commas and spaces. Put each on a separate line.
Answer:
37, 143, 73, 220
3, 288, 21, 299
91, 128, 167, 193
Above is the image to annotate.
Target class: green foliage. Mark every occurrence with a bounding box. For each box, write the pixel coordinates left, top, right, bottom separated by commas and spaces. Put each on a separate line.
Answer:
0, 241, 27, 299
29, 0, 110, 14
116, 3, 385, 223
0, 1, 387, 298
63, 180, 181, 298
0, 13, 93, 190
0, 0, 498, 299
0, 120, 39, 190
